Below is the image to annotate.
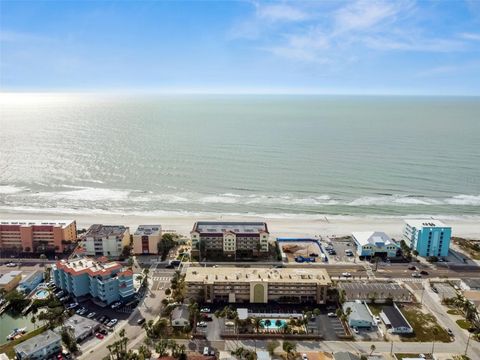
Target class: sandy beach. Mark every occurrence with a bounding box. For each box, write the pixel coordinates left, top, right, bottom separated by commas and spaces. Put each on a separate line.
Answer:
0, 211, 478, 240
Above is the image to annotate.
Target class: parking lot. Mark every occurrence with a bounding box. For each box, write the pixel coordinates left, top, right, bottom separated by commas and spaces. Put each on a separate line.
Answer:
431, 282, 457, 300
323, 237, 358, 264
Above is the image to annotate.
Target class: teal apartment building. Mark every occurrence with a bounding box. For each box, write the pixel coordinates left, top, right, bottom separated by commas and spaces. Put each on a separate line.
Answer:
403, 219, 452, 257
52, 257, 134, 305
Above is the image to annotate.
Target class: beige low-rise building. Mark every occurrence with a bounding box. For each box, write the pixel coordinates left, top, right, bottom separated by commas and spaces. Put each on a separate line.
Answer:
185, 267, 331, 304
0, 270, 22, 292
132, 225, 162, 255
81, 224, 130, 258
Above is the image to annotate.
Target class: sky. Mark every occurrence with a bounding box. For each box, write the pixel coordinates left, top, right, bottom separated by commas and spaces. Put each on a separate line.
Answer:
1, 0, 480, 95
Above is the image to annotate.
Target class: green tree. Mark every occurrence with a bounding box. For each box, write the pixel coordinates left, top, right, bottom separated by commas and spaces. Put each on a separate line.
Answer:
31, 315, 37, 329
61, 326, 78, 353
155, 339, 169, 357
138, 345, 151, 359
251, 317, 262, 333
282, 341, 297, 360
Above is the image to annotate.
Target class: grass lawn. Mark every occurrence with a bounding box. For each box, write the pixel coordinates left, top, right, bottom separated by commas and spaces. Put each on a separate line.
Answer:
368, 304, 383, 316
456, 319, 473, 330
447, 309, 462, 315
400, 305, 451, 342
0, 326, 47, 358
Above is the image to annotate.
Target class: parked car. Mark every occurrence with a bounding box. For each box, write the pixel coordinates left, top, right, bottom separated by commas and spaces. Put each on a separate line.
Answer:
165, 264, 175, 269
420, 270, 429, 275
352, 327, 359, 334
66, 302, 78, 310
196, 321, 208, 328
408, 265, 417, 270
95, 333, 104, 339
111, 301, 122, 309
309, 253, 319, 257
107, 319, 118, 327
328, 250, 337, 255
56, 291, 65, 298
98, 329, 108, 335
203, 347, 209, 356
411, 272, 421, 278
342, 272, 352, 277
87, 312, 96, 319
201, 314, 213, 321
302, 354, 308, 360
327, 312, 337, 317
137, 318, 146, 325
200, 307, 210, 313
431, 286, 438, 293
374, 316, 381, 324
102, 316, 111, 324
6, 262, 17, 267
98, 315, 107, 323
447, 328, 454, 336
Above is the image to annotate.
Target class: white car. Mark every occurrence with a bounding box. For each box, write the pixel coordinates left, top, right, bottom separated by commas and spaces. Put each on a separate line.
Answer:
342, 272, 352, 277
107, 319, 118, 327
302, 354, 308, 360
111, 302, 122, 309
67, 302, 79, 310
6, 262, 17, 267
327, 312, 337, 317
87, 312, 96, 319
200, 307, 210, 313
374, 316, 381, 324
196, 321, 208, 328
411, 272, 421, 278
353, 327, 359, 334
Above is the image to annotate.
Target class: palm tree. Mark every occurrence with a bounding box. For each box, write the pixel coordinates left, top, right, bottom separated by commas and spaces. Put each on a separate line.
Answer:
370, 344, 376, 355
138, 345, 151, 359
251, 317, 262, 333
275, 319, 283, 328
31, 315, 37, 329
264, 319, 271, 330
155, 339, 169, 357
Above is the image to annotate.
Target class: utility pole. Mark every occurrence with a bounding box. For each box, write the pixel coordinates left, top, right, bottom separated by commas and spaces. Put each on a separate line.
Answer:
465, 332, 471, 356
390, 340, 393, 355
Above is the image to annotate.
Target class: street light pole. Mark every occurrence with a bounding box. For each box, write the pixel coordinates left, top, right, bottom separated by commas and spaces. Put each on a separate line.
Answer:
465, 332, 471, 356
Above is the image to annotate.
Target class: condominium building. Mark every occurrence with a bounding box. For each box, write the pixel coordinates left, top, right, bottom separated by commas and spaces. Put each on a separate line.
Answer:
185, 267, 331, 304
81, 224, 130, 257
132, 225, 161, 255
403, 219, 452, 257
190, 221, 269, 259
0, 220, 77, 253
14, 329, 62, 360
352, 231, 400, 259
52, 257, 134, 305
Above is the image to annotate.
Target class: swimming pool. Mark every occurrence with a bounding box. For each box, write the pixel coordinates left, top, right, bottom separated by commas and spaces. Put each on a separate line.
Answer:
260, 319, 286, 329
33, 289, 49, 300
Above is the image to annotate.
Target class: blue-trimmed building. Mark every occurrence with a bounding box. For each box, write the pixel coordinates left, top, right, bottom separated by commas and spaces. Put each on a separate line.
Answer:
52, 257, 134, 305
352, 231, 400, 259
17, 270, 44, 294
403, 219, 451, 257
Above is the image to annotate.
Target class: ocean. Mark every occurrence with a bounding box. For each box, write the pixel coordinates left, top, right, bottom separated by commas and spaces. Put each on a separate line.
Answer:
1, 93, 479, 219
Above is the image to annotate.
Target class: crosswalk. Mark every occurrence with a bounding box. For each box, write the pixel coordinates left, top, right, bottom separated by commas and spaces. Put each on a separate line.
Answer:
397, 277, 424, 283
152, 276, 170, 281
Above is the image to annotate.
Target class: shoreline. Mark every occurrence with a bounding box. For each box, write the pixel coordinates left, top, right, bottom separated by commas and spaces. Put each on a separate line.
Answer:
1, 211, 479, 239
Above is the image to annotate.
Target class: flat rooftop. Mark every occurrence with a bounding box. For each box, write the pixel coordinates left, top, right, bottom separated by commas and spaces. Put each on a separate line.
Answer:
352, 231, 397, 247
462, 278, 480, 289
0, 220, 74, 228
381, 305, 411, 329
14, 329, 60, 356
54, 257, 121, 276
85, 224, 128, 239
185, 267, 331, 285
193, 221, 268, 234
134, 225, 161, 236
0, 270, 22, 285
338, 282, 406, 292
60, 314, 100, 339
343, 301, 373, 323
404, 219, 449, 228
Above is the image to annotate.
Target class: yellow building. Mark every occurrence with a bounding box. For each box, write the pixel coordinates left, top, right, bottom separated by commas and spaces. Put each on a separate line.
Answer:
185, 267, 331, 304
132, 225, 162, 255
0, 271, 23, 292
